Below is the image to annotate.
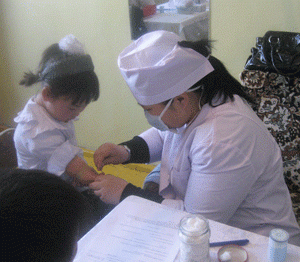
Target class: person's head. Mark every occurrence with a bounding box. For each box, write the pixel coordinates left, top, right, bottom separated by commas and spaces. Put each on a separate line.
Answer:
20, 34, 99, 122
0, 168, 91, 262
178, 40, 255, 108
118, 30, 254, 132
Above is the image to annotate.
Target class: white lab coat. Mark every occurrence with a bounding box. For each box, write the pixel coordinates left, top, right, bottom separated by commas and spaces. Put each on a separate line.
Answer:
140, 95, 300, 245
14, 97, 83, 179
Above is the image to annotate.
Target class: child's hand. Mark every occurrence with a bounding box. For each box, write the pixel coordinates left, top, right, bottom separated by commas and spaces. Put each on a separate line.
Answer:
66, 155, 104, 186
75, 166, 104, 186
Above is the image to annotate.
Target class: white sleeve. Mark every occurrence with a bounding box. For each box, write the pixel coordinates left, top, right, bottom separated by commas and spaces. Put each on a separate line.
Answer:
28, 129, 83, 176
47, 141, 83, 176
139, 127, 164, 163
184, 140, 256, 224
161, 199, 184, 210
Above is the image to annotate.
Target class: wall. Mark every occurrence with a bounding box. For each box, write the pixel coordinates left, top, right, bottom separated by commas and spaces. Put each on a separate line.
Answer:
1, 0, 300, 151
210, 0, 300, 79
0, 0, 149, 150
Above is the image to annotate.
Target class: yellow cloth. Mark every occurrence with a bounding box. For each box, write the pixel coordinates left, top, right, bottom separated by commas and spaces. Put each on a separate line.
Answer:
82, 148, 155, 188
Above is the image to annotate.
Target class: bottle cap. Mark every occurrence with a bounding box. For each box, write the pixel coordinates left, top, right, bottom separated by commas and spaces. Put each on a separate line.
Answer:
269, 228, 289, 242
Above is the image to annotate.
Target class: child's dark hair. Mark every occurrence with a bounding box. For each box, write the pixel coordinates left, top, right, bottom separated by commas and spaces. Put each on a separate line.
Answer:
178, 40, 255, 106
0, 168, 92, 262
20, 43, 99, 105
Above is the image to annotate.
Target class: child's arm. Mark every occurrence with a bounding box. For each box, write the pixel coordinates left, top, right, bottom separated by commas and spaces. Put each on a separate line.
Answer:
66, 155, 102, 185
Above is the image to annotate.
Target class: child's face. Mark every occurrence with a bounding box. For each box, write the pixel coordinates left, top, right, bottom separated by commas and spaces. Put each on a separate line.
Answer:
46, 96, 87, 122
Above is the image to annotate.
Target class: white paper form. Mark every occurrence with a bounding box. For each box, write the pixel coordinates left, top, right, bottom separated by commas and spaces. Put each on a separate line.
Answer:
75, 196, 300, 262
74, 196, 187, 262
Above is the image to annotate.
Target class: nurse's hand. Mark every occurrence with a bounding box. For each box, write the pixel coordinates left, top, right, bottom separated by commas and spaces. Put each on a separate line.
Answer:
94, 143, 130, 171
89, 174, 128, 205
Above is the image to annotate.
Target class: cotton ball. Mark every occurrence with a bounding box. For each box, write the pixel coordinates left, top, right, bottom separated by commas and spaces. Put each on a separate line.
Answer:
185, 216, 206, 232
219, 251, 231, 261
58, 34, 85, 55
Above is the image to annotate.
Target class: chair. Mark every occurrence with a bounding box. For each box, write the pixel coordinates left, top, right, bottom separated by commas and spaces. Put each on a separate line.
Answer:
240, 70, 300, 225
0, 128, 18, 168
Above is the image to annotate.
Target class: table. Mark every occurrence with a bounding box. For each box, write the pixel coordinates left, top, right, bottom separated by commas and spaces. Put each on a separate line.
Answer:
74, 196, 300, 262
143, 10, 209, 41
196, 220, 300, 262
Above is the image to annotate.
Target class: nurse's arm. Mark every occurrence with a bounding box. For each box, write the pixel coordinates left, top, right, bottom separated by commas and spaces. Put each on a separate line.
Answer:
184, 145, 255, 224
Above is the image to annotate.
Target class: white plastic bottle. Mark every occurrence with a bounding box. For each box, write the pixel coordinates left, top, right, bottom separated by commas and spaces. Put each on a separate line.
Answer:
178, 214, 210, 262
268, 228, 289, 262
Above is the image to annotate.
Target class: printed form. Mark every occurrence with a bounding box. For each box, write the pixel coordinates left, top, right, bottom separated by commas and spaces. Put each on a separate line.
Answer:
74, 196, 187, 262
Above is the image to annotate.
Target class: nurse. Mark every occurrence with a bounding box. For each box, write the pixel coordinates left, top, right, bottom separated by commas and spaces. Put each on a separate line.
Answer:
91, 30, 300, 245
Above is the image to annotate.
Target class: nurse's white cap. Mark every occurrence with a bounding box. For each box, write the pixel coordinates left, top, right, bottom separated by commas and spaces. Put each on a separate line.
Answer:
118, 30, 214, 106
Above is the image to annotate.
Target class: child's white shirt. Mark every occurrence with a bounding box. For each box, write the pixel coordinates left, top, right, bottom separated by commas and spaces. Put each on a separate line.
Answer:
14, 97, 83, 180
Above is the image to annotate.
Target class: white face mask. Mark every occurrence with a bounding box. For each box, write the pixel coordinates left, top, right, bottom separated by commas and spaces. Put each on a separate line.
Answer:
144, 99, 173, 132
144, 85, 204, 132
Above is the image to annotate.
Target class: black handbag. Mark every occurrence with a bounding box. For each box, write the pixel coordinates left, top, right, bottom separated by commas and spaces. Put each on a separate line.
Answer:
244, 31, 300, 76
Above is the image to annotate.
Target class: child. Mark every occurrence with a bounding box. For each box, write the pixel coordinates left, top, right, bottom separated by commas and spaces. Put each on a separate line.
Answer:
14, 35, 110, 224
0, 168, 91, 261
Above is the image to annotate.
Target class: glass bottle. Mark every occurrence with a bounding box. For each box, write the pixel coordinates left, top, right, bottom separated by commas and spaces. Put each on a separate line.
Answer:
178, 214, 210, 262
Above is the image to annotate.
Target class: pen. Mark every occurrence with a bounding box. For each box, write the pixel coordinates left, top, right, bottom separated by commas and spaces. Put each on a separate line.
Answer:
209, 239, 249, 247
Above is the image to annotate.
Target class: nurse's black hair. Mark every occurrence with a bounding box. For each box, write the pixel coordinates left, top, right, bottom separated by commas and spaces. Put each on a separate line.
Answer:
20, 43, 99, 106
178, 40, 255, 106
